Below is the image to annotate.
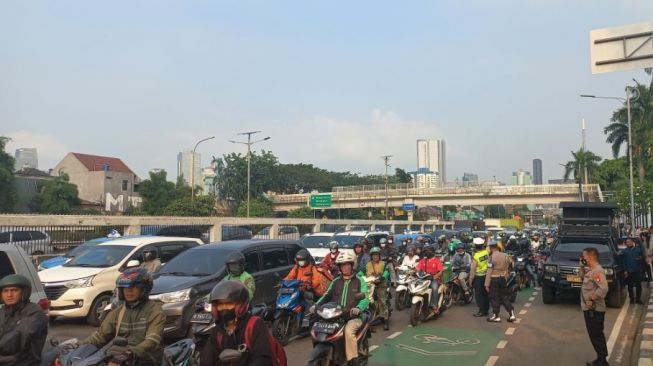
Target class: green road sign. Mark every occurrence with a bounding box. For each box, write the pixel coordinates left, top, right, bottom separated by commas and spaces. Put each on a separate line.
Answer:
309, 194, 332, 208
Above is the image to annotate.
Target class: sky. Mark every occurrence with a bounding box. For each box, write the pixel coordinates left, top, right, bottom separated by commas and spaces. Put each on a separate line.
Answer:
2, 1, 652, 184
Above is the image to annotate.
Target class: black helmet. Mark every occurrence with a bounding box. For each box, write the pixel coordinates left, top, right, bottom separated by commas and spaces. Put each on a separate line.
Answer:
423, 244, 435, 257
142, 248, 158, 262
0, 274, 32, 302
116, 268, 153, 302
226, 251, 246, 276
209, 280, 250, 319
295, 249, 311, 266
328, 241, 339, 251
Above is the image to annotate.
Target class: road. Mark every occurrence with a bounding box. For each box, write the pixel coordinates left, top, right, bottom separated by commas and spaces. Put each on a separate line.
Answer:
49, 286, 647, 366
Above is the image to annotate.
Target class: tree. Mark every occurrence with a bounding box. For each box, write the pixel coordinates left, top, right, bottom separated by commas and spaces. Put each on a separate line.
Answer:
236, 197, 274, 217
163, 195, 216, 216
0, 137, 16, 212
137, 170, 177, 215
217, 151, 280, 205
288, 206, 314, 218
30, 174, 81, 214
605, 82, 653, 183
394, 168, 412, 183
343, 208, 369, 220
595, 158, 628, 192
564, 149, 602, 183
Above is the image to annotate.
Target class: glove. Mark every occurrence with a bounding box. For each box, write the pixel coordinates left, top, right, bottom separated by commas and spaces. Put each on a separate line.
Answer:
110, 351, 133, 366
350, 308, 361, 317
309, 305, 316, 314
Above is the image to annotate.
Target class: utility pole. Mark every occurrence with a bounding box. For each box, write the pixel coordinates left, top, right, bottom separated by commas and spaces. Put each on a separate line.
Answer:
191, 136, 215, 201
229, 132, 271, 217
381, 155, 392, 220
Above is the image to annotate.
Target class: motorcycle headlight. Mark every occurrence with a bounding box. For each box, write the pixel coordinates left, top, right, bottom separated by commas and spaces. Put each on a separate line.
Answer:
605, 268, 614, 276
544, 265, 557, 273
64, 275, 95, 289
317, 306, 343, 320
150, 288, 193, 303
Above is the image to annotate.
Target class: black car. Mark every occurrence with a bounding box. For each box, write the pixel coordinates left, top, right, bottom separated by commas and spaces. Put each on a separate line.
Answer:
150, 240, 302, 339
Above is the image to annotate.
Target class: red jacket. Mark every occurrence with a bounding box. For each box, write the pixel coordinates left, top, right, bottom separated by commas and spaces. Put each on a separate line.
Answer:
416, 257, 444, 282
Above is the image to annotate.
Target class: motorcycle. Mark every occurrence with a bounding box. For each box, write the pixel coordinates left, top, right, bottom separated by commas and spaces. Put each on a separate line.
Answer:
408, 272, 446, 326
514, 254, 529, 290
362, 275, 391, 326
272, 279, 313, 345
442, 272, 473, 308
306, 298, 371, 366
394, 265, 416, 311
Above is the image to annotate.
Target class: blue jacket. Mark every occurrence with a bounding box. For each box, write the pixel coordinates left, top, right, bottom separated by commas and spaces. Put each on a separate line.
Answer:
621, 245, 644, 273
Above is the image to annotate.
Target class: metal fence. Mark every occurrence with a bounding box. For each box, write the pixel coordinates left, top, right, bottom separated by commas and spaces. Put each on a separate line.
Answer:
0, 225, 127, 255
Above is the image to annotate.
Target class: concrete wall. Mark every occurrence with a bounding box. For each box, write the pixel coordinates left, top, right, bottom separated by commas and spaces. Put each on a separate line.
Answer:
103, 171, 141, 212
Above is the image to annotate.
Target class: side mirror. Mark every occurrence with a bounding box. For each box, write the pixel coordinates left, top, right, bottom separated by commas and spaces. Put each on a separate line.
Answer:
219, 349, 244, 363
126, 260, 140, 268
113, 337, 128, 347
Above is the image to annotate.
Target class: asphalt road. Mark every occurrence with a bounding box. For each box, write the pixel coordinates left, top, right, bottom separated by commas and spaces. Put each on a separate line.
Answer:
49, 286, 647, 366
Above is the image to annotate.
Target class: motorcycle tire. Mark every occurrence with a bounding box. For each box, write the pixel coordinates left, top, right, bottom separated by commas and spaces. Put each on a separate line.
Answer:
272, 315, 292, 346
443, 286, 455, 309
410, 302, 421, 327
395, 291, 407, 311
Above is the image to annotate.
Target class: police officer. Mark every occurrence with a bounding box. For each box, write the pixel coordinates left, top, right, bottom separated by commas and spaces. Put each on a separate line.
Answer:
470, 237, 490, 317
485, 241, 515, 322
579, 247, 609, 366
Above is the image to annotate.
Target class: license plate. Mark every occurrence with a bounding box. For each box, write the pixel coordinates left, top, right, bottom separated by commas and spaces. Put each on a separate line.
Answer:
566, 274, 582, 283
313, 322, 339, 334
191, 312, 213, 324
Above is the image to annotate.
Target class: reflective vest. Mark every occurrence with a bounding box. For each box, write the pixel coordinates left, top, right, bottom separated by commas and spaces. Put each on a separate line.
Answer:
473, 249, 489, 276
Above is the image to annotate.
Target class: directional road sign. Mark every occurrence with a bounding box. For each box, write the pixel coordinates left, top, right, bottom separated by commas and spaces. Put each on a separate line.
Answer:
309, 194, 332, 208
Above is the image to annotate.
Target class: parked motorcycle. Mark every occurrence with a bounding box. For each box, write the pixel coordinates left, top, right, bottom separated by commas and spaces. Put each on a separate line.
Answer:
408, 272, 445, 326
272, 279, 313, 345
394, 265, 416, 311
306, 298, 371, 366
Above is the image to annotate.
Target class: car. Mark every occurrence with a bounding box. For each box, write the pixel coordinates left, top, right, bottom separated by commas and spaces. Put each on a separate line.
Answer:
221, 226, 253, 241
0, 242, 49, 312
150, 240, 303, 339
38, 236, 140, 271
330, 231, 393, 250
253, 226, 301, 240
300, 232, 335, 263
39, 236, 202, 326
0, 230, 54, 255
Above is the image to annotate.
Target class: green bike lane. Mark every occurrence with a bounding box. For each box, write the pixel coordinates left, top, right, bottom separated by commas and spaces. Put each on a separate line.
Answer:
370, 288, 536, 366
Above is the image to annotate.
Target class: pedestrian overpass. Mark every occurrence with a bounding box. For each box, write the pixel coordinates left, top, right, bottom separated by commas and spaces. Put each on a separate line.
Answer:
270, 183, 603, 211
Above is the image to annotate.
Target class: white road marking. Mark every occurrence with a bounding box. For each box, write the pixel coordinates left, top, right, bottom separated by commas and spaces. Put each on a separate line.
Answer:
641, 341, 653, 350
644, 329, 653, 336
370, 345, 379, 352
528, 297, 535, 301
387, 331, 402, 339
524, 302, 532, 308
519, 310, 528, 315
497, 340, 508, 349
505, 327, 516, 335
532, 292, 539, 296
515, 318, 522, 324
607, 300, 630, 356
638, 358, 653, 366
485, 356, 499, 366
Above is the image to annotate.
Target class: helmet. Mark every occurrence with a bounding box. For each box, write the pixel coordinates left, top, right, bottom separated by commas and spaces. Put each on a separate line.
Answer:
0, 274, 32, 302
456, 243, 465, 250
335, 251, 356, 265
379, 238, 388, 247
438, 235, 446, 243
448, 242, 457, 254
142, 248, 158, 262
226, 251, 246, 276
369, 247, 382, 256
473, 237, 485, 247
116, 268, 153, 301
295, 249, 311, 267
423, 244, 435, 257
209, 280, 250, 319
434, 249, 444, 257
328, 241, 339, 251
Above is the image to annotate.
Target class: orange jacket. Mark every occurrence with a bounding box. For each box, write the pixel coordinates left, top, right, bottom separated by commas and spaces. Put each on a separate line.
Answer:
283, 264, 329, 296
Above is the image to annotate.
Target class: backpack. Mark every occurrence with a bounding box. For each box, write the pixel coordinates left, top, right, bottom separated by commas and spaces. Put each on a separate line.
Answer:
216, 315, 287, 366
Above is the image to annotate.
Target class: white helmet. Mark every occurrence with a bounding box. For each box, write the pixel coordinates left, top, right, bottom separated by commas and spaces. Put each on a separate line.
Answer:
336, 251, 356, 265
473, 237, 485, 246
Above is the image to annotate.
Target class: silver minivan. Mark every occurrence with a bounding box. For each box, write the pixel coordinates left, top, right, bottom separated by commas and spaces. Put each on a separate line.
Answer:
0, 243, 49, 312
0, 230, 54, 255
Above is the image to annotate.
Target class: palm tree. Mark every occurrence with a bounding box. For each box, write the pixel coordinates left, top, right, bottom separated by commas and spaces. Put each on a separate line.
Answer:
604, 82, 653, 183
564, 149, 602, 183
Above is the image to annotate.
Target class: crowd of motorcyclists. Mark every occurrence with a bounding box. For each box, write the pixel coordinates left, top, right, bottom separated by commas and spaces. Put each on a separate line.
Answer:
0, 228, 560, 366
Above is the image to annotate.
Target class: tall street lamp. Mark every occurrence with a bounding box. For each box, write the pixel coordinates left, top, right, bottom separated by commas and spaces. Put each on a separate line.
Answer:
230, 131, 270, 217
191, 136, 215, 200
581, 86, 640, 231
381, 155, 392, 220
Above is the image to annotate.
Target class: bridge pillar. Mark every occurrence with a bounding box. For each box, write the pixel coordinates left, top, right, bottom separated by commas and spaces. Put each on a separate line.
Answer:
270, 224, 279, 239
210, 223, 223, 242
312, 224, 320, 233
125, 224, 141, 236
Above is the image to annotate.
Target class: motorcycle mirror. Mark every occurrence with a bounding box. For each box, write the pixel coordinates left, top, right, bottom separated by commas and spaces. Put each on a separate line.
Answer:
219, 349, 244, 363
113, 337, 128, 347
126, 259, 140, 268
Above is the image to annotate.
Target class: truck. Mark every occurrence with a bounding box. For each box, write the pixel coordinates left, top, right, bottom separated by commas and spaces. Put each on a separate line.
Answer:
541, 202, 626, 308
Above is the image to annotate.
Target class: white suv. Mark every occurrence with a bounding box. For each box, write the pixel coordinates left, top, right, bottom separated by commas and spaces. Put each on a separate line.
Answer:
300, 232, 335, 263
39, 236, 202, 326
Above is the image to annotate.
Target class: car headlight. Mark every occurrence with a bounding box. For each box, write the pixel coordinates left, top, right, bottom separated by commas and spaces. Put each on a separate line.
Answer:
605, 268, 614, 276
544, 265, 557, 273
64, 275, 95, 289
150, 288, 193, 303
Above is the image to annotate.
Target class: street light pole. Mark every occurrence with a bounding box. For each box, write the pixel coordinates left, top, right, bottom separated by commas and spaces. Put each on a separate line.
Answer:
580, 87, 639, 232
191, 136, 215, 201
229, 131, 271, 217
381, 155, 392, 220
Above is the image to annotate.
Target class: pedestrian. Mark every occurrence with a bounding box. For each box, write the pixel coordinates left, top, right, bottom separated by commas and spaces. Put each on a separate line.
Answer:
485, 240, 515, 322
470, 237, 490, 317
621, 238, 644, 304
579, 247, 609, 366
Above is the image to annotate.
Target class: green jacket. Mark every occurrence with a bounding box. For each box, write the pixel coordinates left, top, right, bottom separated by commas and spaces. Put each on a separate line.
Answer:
82, 300, 165, 364
316, 271, 369, 313
224, 271, 256, 301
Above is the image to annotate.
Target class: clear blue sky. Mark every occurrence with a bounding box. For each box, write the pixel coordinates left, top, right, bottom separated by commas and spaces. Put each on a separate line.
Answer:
1, 1, 652, 183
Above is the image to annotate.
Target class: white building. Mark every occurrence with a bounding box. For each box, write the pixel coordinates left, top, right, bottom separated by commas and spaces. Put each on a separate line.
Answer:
177, 150, 202, 187
416, 139, 446, 187
14, 148, 38, 171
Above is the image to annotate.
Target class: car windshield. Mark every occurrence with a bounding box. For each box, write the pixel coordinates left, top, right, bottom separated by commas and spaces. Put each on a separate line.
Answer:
158, 247, 233, 276
65, 239, 108, 257
64, 245, 133, 268
331, 234, 365, 248
554, 243, 611, 253
301, 235, 332, 248
257, 227, 271, 236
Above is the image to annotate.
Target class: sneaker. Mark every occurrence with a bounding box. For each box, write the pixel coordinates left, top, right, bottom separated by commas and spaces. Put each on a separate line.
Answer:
487, 314, 501, 322
507, 311, 516, 322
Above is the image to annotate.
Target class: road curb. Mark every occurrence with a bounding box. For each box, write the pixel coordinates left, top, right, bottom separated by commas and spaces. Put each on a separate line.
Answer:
637, 288, 653, 366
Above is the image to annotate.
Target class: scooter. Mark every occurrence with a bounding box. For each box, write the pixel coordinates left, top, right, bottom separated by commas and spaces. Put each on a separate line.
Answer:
306, 297, 371, 366
443, 272, 473, 308
272, 279, 313, 345
515, 254, 529, 290
408, 272, 446, 326
394, 265, 416, 311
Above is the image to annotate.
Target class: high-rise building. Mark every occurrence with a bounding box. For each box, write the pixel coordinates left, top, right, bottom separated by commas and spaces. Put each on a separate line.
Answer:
511, 170, 532, 186
462, 173, 479, 187
177, 151, 202, 187
416, 139, 446, 187
533, 159, 543, 185
14, 148, 38, 171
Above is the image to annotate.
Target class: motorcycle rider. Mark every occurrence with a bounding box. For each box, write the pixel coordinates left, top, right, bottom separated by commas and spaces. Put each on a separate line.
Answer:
451, 243, 472, 297
401, 245, 420, 269
320, 241, 341, 278
0, 274, 48, 366
354, 240, 371, 274
82, 268, 165, 366
367, 247, 391, 330
525, 252, 540, 290
224, 251, 256, 301
199, 281, 273, 366
531, 233, 541, 251
283, 249, 329, 318
437, 235, 447, 252
470, 237, 490, 317
311, 251, 369, 365
379, 238, 398, 287
415, 244, 445, 314
140, 248, 162, 273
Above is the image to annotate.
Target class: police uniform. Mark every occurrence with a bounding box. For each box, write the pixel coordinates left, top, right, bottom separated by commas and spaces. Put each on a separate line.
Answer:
581, 264, 609, 366
470, 249, 490, 316
485, 249, 514, 321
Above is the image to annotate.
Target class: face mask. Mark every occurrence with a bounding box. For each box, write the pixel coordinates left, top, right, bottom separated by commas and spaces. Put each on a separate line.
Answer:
297, 260, 307, 267
380, 243, 386, 248
330, 249, 338, 254
217, 309, 237, 326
